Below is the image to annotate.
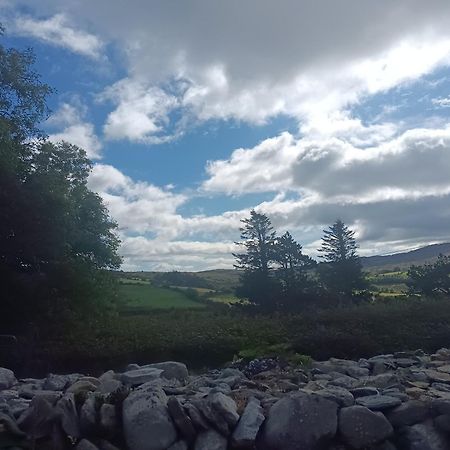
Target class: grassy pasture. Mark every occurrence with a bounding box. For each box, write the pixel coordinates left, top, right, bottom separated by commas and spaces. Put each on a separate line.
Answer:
118, 282, 205, 311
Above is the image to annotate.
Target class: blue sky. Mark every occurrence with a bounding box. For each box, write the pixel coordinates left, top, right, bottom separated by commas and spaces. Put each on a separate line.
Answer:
2, 1, 450, 270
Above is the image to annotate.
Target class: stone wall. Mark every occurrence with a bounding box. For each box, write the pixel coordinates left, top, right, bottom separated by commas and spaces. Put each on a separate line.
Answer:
2, 349, 450, 449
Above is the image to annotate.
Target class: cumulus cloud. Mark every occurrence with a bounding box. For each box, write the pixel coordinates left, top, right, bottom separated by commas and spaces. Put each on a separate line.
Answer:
98, 79, 180, 143
12, 0, 450, 141
47, 103, 102, 159
12, 13, 104, 59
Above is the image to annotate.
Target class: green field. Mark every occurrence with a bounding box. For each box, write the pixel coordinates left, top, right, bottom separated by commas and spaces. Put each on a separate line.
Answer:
119, 283, 205, 311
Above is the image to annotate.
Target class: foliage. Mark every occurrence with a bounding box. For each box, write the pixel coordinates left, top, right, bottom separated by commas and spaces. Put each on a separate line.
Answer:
0, 35, 121, 330
318, 219, 365, 298
274, 231, 317, 307
0, 32, 52, 140
233, 210, 279, 307
14, 296, 450, 376
234, 211, 320, 309
407, 254, 450, 296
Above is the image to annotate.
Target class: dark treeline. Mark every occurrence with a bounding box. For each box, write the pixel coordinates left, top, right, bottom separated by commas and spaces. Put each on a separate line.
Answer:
233, 210, 365, 310
233, 210, 450, 310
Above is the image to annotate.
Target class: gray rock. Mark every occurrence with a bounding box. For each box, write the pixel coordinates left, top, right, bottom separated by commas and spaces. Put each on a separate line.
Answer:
315, 386, 354, 407
80, 394, 98, 436
360, 373, 399, 388
8, 397, 31, 418
0, 412, 25, 437
66, 379, 98, 394
329, 374, 359, 389
142, 361, 188, 382
76, 439, 100, 450
424, 370, 450, 384
17, 396, 57, 440
339, 405, 393, 449
98, 378, 123, 395
122, 381, 177, 450
259, 391, 338, 450
121, 368, 163, 387
185, 402, 209, 431
19, 388, 62, 404
434, 414, 450, 433
194, 429, 228, 450
167, 396, 196, 442
100, 403, 117, 439
346, 366, 370, 378
56, 393, 80, 438
168, 441, 189, 450
386, 400, 431, 427
231, 397, 264, 448
432, 399, 450, 416
0, 368, 16, 390
43, 373, 71, 391
193, 392, 239, 435
356, 395, 401, 411
351, 387, 380, 398
397, 420, 450, 450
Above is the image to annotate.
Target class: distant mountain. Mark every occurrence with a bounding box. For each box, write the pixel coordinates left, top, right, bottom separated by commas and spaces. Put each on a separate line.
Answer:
361, 243, 450, 270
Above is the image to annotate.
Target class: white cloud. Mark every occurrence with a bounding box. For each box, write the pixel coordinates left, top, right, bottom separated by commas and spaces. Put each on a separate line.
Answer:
47, 103, 102, 159
98, 79, 179, 143
12, 13, 104, 59
14, 0, 450, 142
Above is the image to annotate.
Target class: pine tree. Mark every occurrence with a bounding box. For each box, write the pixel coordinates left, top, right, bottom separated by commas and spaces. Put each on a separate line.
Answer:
274, 231, 315, 297
318, 219, 364, 297
233, 210, 278, 307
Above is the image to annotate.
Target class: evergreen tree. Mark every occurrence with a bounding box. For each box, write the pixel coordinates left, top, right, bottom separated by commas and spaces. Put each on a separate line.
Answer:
233, 210, 278, 307
318, 219, 364, 298
274, 231, 316, 299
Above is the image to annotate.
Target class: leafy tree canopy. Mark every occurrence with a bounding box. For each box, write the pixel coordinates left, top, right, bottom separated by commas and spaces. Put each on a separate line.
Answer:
408, 254, 450, 296
0, 32, 121, 330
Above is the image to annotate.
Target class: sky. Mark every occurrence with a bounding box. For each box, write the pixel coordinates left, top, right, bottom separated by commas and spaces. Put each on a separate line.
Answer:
2, 0, 450, 271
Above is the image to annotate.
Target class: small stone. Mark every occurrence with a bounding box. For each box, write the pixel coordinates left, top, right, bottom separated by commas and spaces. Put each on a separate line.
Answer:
356, 395, 401, 411
315, 386, 355, 407
351, 387, 380, 398
66, 380, 98, 395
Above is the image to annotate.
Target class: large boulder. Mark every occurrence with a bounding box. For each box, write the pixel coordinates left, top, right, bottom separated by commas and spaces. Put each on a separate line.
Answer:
121, 368, 163, 387
259, 391, 338, 450
122, 381, 177, 450
386, 400, 431, 427
338, 405, 393, 449
231, 397, 265, 448
0, 368, 16, 390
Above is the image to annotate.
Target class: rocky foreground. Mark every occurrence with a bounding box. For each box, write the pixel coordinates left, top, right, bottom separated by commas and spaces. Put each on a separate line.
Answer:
4, 350, 450, 449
